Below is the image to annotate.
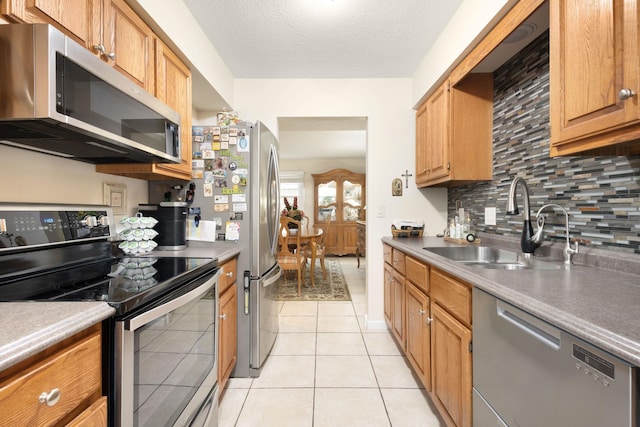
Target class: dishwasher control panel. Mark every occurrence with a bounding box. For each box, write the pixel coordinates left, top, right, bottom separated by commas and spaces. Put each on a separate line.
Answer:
573, 343, 615, 380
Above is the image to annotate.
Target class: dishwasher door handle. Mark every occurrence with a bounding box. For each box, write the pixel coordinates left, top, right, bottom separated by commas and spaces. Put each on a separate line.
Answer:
497, 301, 561, 350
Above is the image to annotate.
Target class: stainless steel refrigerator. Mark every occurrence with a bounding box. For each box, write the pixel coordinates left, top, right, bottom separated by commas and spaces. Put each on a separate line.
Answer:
190, 121, 281, 377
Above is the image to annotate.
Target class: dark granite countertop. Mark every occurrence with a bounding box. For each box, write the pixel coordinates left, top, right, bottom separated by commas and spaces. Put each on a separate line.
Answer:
382, 234, 640, 367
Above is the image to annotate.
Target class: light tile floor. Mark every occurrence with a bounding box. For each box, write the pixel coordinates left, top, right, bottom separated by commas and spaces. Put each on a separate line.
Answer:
219, 257, 444, 427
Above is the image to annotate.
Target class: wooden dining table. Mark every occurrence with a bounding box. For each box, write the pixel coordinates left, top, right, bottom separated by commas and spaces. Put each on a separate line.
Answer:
291, 227, 323, 287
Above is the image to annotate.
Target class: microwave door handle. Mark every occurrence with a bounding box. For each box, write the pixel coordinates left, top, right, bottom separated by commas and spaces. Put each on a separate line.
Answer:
126, 272, 220, 331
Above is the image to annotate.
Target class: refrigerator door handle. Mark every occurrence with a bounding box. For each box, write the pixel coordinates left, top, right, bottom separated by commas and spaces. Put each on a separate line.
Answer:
243, 270, 250, 315
269, 143, 281, 256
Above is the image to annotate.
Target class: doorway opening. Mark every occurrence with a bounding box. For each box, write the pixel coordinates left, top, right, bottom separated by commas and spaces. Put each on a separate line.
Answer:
277, 116, 368, 315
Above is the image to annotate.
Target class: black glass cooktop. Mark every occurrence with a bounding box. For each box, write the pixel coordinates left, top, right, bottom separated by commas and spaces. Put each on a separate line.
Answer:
0, 256, 217, 315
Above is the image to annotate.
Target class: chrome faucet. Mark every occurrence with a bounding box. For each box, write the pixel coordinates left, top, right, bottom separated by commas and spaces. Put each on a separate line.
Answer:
506, 177, 541, 256
534, 203, 579, 266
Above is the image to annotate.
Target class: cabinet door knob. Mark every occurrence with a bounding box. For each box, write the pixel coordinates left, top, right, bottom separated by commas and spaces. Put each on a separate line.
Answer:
220, 313, 227, 320
418, 309, 425, 315
226, 271, 234, 278
619, 88, 636, 100
93, 44, 116, 61
426, 317, 433, 324
38, 388, 60, 407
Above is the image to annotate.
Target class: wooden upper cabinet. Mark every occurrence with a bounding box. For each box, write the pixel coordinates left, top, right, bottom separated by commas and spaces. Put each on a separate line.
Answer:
416, 74, 493, 188
1, 0, 99, 48
152, 39, 192, 178
415, 102, 429, 185
102, 0, 155, 93
1, 1, 154, 93
550, 0, 640, 155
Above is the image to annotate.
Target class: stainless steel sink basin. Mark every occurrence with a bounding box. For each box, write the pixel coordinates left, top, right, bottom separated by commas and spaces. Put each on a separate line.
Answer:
423, 246, 562, 270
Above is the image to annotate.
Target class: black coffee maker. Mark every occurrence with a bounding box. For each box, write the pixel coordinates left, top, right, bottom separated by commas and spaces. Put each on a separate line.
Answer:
139, 202, 188, 250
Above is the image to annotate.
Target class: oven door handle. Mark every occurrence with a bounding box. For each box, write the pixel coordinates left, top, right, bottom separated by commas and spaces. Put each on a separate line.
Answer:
126, 271, 220, 331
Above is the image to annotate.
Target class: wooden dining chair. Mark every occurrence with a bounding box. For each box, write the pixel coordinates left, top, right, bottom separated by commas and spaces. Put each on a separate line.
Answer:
304, 213, 332, 278
277, 216, 307, 295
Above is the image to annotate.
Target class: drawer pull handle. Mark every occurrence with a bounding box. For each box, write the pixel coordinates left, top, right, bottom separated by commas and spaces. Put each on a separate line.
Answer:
39, 389, 60, 407
226, 271, 234, 278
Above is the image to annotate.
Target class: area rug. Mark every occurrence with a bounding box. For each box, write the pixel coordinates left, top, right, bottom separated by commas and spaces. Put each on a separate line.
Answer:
276, 258, 351, 301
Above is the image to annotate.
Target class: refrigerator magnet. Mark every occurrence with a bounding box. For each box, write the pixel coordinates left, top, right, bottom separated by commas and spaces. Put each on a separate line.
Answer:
237, 132, 249, 152
203, 183, 213, 197
233, 203, 247, 212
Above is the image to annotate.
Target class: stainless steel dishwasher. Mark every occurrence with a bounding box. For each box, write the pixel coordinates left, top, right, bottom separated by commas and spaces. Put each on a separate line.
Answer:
473, 288, 638, 427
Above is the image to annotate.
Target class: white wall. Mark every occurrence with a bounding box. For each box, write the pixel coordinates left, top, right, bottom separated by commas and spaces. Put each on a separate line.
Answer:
0, 146, 148, 219
233, 78, 447, 328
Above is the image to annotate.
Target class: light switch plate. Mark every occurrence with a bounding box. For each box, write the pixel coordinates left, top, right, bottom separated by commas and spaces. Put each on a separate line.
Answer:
376, 205, 385, 218
485, 207, 497, 225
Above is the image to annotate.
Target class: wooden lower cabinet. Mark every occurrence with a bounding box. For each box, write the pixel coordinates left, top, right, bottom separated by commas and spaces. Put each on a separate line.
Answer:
405, 281, 431, 392
383, 262, 393, 325
383, 246, 472, 427
383, 244, 406, 350
218, 257, 238, 395
391, 269, 406, 349
68, 397, 108, 427
431, 302, 472, 427
0, 323, 106, 427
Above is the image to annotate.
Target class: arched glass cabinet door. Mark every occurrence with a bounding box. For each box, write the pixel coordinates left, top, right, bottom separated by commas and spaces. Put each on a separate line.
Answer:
317, 179, 337, 221
342, 180, 362, 222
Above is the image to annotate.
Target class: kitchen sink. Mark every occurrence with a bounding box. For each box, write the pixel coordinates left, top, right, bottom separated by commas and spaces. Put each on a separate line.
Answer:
423, 246, 562, 270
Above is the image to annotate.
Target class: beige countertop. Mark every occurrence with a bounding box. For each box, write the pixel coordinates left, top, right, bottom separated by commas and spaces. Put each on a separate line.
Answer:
0, 243, 241, 372
0, 302, 115, 371
382, 234, 640, 367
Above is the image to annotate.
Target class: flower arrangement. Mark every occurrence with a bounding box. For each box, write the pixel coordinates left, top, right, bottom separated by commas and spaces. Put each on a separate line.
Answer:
282, 197, 304, 227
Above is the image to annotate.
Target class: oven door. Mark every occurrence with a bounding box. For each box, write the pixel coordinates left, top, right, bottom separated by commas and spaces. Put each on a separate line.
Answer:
114, 270, 220, 427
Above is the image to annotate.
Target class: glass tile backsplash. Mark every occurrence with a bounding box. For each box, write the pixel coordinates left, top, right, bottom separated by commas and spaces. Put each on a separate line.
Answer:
448, 30, 640, 254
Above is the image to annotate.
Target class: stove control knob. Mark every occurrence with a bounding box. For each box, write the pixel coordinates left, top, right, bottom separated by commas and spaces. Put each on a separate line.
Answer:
83, 216, 98, 227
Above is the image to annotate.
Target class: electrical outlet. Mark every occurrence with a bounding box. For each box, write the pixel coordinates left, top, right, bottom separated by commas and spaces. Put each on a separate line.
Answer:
376, 205, 385, 218
485, 207, 497, 225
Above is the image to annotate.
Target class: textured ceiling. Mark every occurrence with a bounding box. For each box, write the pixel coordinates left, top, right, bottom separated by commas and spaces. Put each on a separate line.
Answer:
180, 0, 547, 160
182, 0, 465, 78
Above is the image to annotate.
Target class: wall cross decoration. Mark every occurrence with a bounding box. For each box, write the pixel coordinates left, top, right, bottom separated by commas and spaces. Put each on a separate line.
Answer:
401, 169, 413, 188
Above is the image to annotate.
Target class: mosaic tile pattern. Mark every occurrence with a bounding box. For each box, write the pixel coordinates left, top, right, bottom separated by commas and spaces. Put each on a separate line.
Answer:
448, 31, 640, 254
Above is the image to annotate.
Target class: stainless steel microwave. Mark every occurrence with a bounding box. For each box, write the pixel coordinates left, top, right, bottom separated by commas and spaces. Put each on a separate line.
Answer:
0, 24, 181, 164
